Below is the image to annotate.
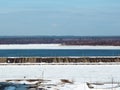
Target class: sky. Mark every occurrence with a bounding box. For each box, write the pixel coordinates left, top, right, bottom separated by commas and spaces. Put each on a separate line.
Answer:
0, 0, 120, 36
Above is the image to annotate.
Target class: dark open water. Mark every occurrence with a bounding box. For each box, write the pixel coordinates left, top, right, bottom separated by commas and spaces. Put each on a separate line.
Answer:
0, 82, 28, 90
0, 49, 120, 57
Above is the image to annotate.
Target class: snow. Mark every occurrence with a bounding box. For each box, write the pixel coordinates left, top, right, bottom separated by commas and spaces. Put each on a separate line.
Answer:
0, 65, 120, 90
0, 44, 120, 49
0, 65, 120, 82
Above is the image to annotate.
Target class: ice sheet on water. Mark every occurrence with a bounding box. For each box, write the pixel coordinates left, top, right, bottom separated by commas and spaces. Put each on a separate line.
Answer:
0, 44, 120, 49
0, 65, 120, 83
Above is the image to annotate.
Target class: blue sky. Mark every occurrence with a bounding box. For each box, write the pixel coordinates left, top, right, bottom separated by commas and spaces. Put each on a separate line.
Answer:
0, 0, 120, 36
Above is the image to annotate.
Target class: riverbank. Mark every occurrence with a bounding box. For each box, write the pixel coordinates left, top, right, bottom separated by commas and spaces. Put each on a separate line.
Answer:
0, 56, 120, 64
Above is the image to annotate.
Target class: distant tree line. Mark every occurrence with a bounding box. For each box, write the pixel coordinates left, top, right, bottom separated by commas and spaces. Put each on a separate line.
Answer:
0, 36, 120, 46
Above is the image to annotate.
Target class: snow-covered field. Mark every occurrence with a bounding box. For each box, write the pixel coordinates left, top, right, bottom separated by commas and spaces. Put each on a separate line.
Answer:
0, 44, 120, 49
0, 65, 120, 82
0, 65, 120, 90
